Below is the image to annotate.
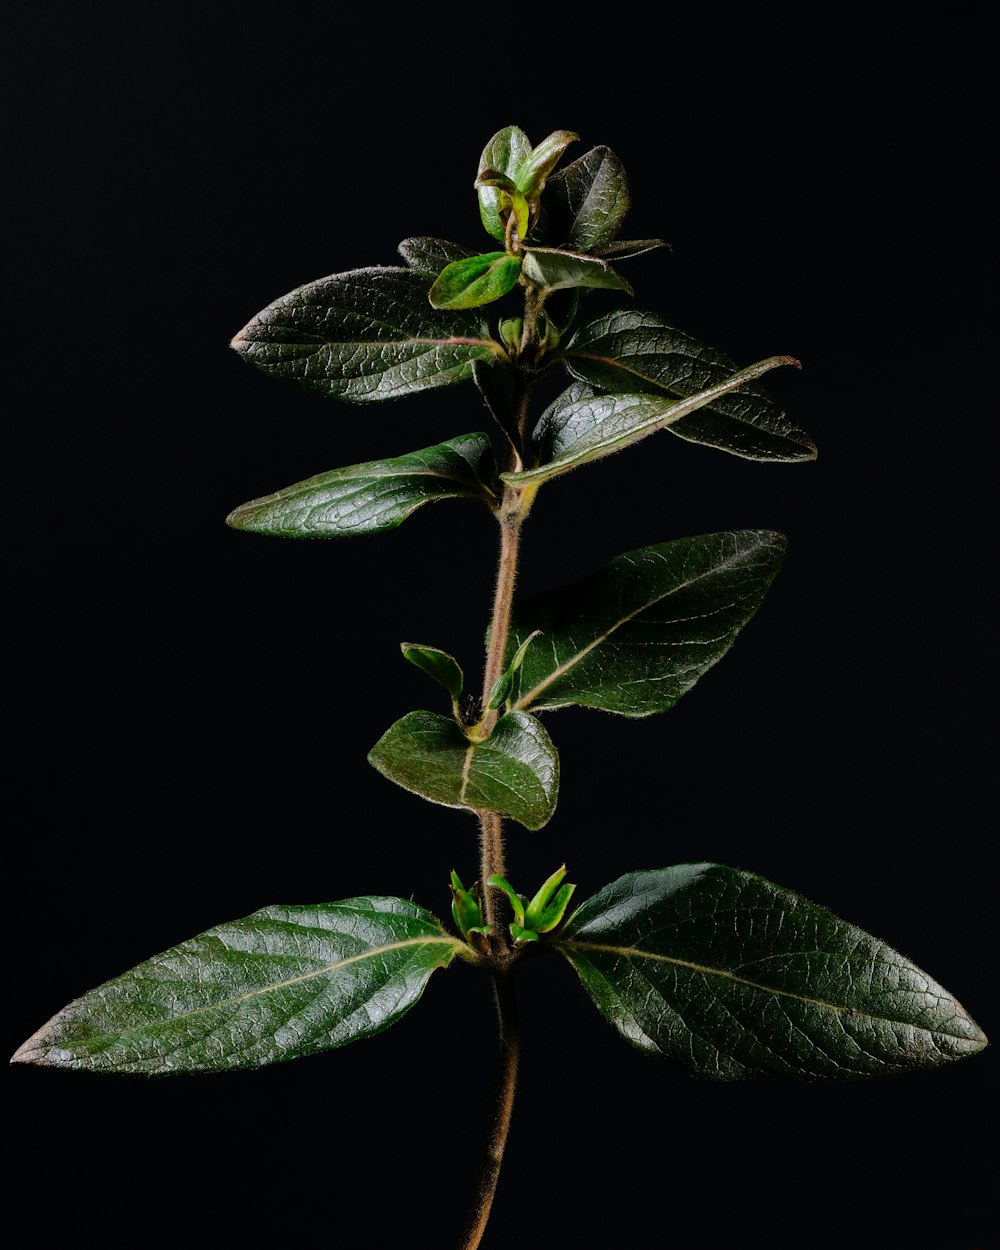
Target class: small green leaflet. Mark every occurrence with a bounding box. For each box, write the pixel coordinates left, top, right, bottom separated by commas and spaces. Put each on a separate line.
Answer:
507, 531, 786, 717
478, 125, 532, 241
368, 709, 559, 830
429, 252, 522, 310
401, 642, 464, 702
231, 267, 498, 402
226, 432, 498, 538
562, 309, 815, 461
512, 130, 579, 198
13, 898, 462, 1074
504, 357, 796, 487
557, 864, 988, 1080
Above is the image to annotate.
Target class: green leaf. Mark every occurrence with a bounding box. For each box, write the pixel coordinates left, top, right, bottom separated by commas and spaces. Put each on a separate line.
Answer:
535, 146, 631, 252
508, 530, 786, 717
12, 898, 461, 1074
429, 252, 522, 311
487, 629, 542, 711
368, 710, 559, 830
401, 642, 464, 701
226, 431, 498, 538
398, 236, 475, 276
562, 310, 816, 461
231, 267, 498, 403
521, 247, 633, 296
557, 864, 988, 1080
513, 129, 579, 196
503, 358, 797, 487
478, 125, 533, 241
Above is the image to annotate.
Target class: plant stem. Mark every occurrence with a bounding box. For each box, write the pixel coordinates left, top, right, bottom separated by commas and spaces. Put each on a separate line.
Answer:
459, 379, 537, 1248
456, 964, 521, 1250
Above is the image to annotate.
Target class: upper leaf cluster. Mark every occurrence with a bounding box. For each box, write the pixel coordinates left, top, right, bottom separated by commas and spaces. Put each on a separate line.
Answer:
227, 125, 817, 831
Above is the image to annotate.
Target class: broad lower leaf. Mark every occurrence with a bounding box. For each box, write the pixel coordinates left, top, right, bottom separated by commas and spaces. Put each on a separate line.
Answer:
557, 864, 988, 1080
504, 358, 795, 487
562, 310, 815, 461
535, 146, 631, 251
521, 247, 633, 296
429, 252, 522, 310
478, 125, 532, 241
13, 898, 462, 1074
398, 236, 475, 276
226, 432, 498, 538
368, 709, 559, 830
508, 531, 786, 716
231, 267, 497, 402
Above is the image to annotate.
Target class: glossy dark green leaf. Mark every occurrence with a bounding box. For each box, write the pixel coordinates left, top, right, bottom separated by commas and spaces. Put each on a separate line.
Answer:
13, 898, 462, 1074
226, 432, 498, 538
429, 253, 522, 310
562, 310, 815, 461
557, 864, 988, 1080
401, 642, 464, 701
504, 358, 796, 487
398, 236, 475, 276
368, 709, 559, 830
231, 267, 498, 402
521, 247, 633, 296
508, 531, 786, 716
535, 146, 631, 251
478, 125, 532, 241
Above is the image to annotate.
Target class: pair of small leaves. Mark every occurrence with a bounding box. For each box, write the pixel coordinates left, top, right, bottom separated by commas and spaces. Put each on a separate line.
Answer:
490, 865, 575, 944
16, 866, 985, 1081
367, 530, 784, 829
476, 126, 579, 244
427, 243, 640, 312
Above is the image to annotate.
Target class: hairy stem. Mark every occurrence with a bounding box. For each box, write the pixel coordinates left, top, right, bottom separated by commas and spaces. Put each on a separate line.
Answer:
456, 965, 521, 1250
458, 376, 537, 1248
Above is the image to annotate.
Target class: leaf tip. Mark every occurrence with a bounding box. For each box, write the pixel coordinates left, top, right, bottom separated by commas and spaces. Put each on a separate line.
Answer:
10, 1016, 60, 1067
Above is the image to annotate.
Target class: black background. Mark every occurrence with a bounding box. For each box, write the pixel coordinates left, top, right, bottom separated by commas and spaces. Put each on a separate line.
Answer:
7, 9, 995, 1248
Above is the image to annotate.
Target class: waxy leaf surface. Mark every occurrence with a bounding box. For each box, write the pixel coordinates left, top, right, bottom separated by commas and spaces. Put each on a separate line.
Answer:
13, 899, 461, 1074
368, 710, 559, 830
536, 145, 630, 251
563, 310, 814, 461
505, 357, 795, 487
231, 267, 495, 402
508, 531, 786, 716
558, 864, 988, 1080
226, 432, 497, 538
